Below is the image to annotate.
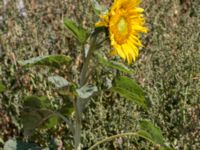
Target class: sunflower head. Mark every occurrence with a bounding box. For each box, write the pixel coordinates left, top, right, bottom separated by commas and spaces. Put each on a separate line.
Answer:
96, 0, 148, 64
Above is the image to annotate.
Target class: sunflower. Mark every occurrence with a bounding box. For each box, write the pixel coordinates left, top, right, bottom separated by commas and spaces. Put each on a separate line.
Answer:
96, 0, 148, 64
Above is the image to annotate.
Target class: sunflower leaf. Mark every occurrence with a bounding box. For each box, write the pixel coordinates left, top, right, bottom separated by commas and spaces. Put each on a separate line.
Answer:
21, 96, 58, 136
96, 53, 134, 74
23, 95, 51, 109
18, 55, 72, 68
139, 120, 165, 145
111, 76, 147, 108
64, 18, 89, 44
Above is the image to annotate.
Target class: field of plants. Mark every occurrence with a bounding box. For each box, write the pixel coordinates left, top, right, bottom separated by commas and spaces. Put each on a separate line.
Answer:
0, 0, 200, 149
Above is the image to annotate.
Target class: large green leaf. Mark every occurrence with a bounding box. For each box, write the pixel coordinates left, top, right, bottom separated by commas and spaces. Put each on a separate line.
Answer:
21, 108, 59, 136
21, 109, 44, 136
19, 55, 71, 68
21, 96, 58, 136
138, 120, 173, 149
96, 53, 133, 74
137, 130, 173, 150
139, 120, 165, 146
23, 96, 51, 109
4, 139, 41, 150
0, 82, 6, 93
64, 18, 89, 44
111, 76, 147, 108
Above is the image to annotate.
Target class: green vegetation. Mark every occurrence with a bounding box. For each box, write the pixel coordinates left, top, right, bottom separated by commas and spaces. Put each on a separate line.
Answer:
0, 0, 199, 149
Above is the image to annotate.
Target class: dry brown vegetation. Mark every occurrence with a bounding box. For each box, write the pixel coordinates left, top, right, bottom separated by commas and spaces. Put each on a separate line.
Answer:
0, 0, 200, 149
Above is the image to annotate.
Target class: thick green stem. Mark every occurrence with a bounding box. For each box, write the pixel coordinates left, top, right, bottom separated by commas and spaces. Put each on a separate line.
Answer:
74, 98, 82, 150
74, 35, 97, 150
80, 36, 97, 86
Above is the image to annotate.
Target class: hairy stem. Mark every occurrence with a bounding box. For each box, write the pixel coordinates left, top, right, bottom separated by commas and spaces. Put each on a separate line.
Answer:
88, 132, 156, 150
80, 36, 97, 86
74, 98, 82, 150
74, 35, 97, 150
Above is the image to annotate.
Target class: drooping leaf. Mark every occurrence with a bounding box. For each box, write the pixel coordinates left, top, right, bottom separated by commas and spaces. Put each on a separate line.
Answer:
139, 120, 165, 146
21, 96, 58, 136
0, 82, 6, 93
4, 139, 41, 150
21, 108, 57, 136
96, 53, 133, 74
21, 110, 44, 136
23, 96, 51, 109
19, 55, 71, 68
76, 85, 98, 99
137, 130, 173, 149
138, 120, 173, 149
64, 18, 89, 44
48, 75, 69, 88
111, 76, 147, 108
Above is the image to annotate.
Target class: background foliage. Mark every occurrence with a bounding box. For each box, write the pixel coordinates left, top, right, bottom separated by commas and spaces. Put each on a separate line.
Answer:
0, 0, 200, 149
